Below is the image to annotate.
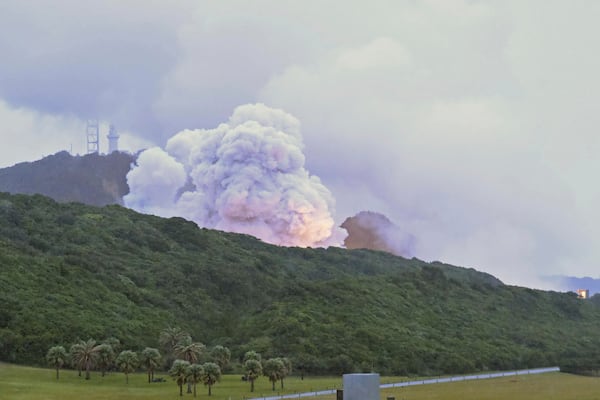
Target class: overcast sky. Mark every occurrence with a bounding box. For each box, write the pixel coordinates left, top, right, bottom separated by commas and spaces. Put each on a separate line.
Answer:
1, 0, 599, 288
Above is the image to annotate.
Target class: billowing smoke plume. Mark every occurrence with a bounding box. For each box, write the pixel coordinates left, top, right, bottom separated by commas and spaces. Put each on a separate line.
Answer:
124, 103, 341, 247
341, 211, 415, 257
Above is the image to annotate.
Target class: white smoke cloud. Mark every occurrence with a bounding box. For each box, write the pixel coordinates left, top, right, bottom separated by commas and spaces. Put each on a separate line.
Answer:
124, 147, 187, 217
124, 103, 341, 247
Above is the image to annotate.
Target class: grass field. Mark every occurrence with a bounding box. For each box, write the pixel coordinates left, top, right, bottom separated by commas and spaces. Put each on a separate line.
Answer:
2, 363, 600, 400
0, 363, 342, 400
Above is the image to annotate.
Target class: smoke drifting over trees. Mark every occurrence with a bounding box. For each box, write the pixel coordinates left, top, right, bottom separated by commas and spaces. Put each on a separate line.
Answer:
125, 104, 341, 247
342, 211, 415, 257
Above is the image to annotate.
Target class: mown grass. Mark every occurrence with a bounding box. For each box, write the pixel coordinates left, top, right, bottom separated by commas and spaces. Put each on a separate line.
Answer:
3, 363, 600, 400
305, 372, 600, 400
0, 363, 343, 400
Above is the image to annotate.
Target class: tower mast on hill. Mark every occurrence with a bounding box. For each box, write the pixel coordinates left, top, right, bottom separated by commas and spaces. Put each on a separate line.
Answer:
107, 124, 120, 153
86, 119, 100, 154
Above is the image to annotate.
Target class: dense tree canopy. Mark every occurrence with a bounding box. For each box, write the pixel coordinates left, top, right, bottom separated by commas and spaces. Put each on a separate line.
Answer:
2, 193, 600, 376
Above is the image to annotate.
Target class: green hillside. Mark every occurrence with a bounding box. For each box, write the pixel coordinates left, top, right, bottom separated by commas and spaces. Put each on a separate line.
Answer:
1, 192, 599, 375
0, 151, 134, 206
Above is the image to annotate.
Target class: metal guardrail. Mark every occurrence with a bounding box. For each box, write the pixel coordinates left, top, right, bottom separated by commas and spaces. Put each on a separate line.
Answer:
247, 367, 560, 400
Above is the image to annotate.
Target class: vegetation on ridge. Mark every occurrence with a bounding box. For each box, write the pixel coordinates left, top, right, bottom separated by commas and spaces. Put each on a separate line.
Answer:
0, 151, 134, 206
1, 192, 600, 376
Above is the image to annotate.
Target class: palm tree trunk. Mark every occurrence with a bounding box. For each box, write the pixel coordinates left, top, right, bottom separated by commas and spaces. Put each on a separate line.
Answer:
179, 383, 183, 396
148, 371, 151, 383
272, 380, 275, 390
56, 366, 59, 380
281, 378, 284, 389
251, 378, 255, 392
208, 384, 212, 396
85, 362, 91, 380
193, 383, 197, 397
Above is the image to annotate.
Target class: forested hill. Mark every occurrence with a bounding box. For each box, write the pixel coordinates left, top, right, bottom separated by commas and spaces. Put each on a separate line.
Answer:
0, 151, 134, 206
1, 192, 600, 376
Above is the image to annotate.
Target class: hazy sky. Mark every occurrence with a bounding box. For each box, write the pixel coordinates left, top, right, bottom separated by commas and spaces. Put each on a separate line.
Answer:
1, 0, 599, 287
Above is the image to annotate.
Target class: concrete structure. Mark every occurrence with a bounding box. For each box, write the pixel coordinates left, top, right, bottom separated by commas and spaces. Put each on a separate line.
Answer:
107, 124, 120, 153
86, 119, 100, 154
343, 373, 379, 400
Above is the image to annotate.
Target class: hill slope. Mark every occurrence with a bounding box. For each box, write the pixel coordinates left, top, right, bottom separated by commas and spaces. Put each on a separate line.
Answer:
0, 151, 134, 206
1, 193, 599, 375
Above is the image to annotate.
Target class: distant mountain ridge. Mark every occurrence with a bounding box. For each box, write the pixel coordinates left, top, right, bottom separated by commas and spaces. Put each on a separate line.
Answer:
0, 151, 134, 206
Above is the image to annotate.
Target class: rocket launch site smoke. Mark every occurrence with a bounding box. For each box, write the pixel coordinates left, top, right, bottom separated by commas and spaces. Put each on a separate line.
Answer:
124, 103, 341, 247
6, 1, 600, 288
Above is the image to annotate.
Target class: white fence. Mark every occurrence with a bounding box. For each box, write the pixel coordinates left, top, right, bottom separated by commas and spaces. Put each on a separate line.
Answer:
247, 367, 560, 400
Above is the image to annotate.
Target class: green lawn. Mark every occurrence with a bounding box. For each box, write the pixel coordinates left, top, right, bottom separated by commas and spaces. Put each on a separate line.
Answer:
2, 363, 600, 400
0, 363, 342, 400
311, 373, 600, 400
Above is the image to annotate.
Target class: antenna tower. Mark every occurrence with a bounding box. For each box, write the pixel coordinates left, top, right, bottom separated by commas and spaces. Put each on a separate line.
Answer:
86, 119, 100, 154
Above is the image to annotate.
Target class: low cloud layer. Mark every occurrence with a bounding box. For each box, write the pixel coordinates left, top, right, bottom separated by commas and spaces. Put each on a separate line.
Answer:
125, 104, 340, 247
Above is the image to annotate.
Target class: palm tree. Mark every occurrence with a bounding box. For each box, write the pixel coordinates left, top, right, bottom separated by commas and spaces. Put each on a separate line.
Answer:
243, 359, 262, 392
169, 359, 190, 397
210, 345, 231, 371
140, 347, 162, 383
95, 344, 115, 377
201, 362, 221, 396
243, 350, 261, 363
186, 363, 204, 397
116, 350, 139, 384
174, 338, 205, 364
70, 339, 99, 380
263, 358, 284, 391
159, 327, 190, 365
279, 357, 292, 389
174, 338, 205, 393
68, 342, 84, 377
46, 345, 67, 380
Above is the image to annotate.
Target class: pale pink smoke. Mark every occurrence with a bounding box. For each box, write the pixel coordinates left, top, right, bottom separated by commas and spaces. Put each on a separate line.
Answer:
124, 103, 342, 247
